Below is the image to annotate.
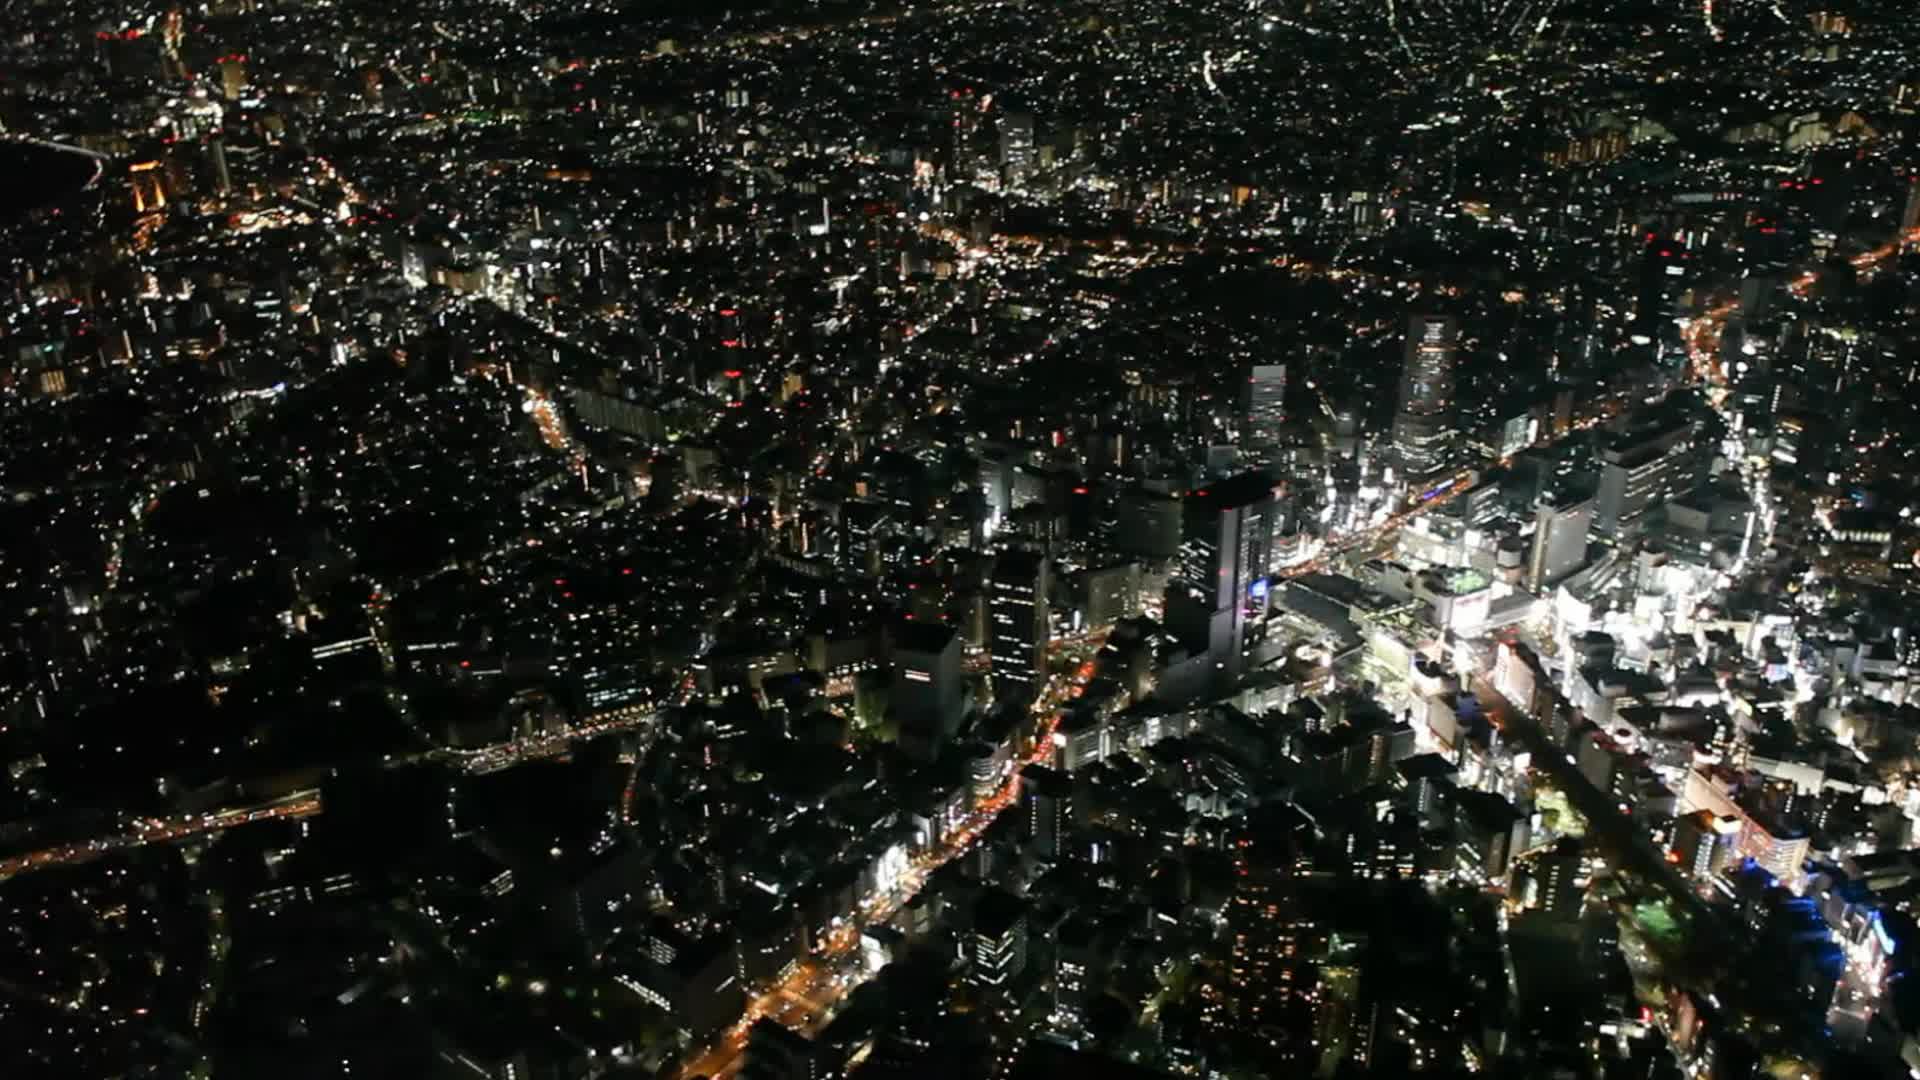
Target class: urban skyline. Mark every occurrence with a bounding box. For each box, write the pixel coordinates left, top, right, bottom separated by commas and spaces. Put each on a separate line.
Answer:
2, 1, 1920, 1079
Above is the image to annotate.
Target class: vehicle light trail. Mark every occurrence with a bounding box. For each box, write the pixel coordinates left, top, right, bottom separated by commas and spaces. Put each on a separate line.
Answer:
0, 791, 322, 882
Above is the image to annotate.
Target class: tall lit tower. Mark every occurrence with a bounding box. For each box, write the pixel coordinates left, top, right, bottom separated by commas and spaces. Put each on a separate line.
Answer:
998, 112, 1035, 183
1179, 472, 1279, 690
1242, 363, 1287, 465
1636, 233, 1694, 367
989, 550, 1050, 705
1389, 314, 1459, 489
950, 88, 979, 171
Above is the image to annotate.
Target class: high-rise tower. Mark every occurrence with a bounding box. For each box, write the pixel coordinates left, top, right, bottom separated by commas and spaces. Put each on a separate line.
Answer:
1389, 315, 1459, 490
989, 550, 1050, 705
1178, 472, 1279, 690
1242, 363, 1287, 466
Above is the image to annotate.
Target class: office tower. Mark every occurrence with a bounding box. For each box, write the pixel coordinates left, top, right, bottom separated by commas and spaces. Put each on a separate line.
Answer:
979, 450, 1016, 526
630, 919, 748, 1036
1450, 790, 1526, 883
1593, 417, 1698, 542
715, 302, 748, 350
1672, 811, 1741, 883
1389, 315, 1459, 489
999, 112, 1035, 181
1078, 562, 1141, 628
1736, 809, 1811, 892
1178, 471, 1279, 689
1529, 840, 1585, 923
1020, 763, 1073, 861
970, 888, 1028, 990
745, 1019, 816, 1080
1009, 465, 1050, 512
129, 160, 167, 213
989, 550, 1050, 704
1053, 915, 1098, 1026
99, 29, 165, 80
1221, 812, 1322, 1034
892, 620, 965, 759
209, 136, 232, 198
1636, 232, 1693, 366
1116, 487, 1181, 560
1242, 363, 1287, 465
1396, 754, 1459, 823
950, 87, 983, 173
1526, 498, 1592, 592
1314, 957, 1378, 1076
217, 54, 248, 101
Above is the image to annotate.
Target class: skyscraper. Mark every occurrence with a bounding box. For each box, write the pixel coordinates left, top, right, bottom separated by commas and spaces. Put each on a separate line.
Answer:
1593, 416, 1698, 543
999, 112, 1035, 183
1389, 315, 1459, 489
1178, 471, 1279, 690
892, 620, 965, 759
1636, 233, 1694, 367
1220, 809, 1321, 1038
950, 87, 983, 175
1242, 363, 1287, 465
209, 136, 232, 198
1526, 498, 1592, 592
989, 550, 1050, 704
1528, 840, 1586, 924
217, 54, 249, 102
970, 888, 1028, 991
1020, 763, 1073, 861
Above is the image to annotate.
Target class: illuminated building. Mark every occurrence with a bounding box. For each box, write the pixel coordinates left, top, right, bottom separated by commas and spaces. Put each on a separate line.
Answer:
1116, 487, 1181, 560
949, 86, 984, 175
1449, 790, 1525, 883
1242, 363, 1287, 466
1224, 866, 1315, 1042
217, 54, 249, 101
1635, 232, 1694, 366
209, 136, 232, 197
1077, 561, 1141, 629
622, 920, 746, 1036
1738, 809, 1811, 891
970, 888, 1028, 991
1177, 472, 1280, 690
745, 1019, 817, 1080
1527, 840, 1586, 923
1526, 498, 1592, 592
715, 305, 744, 347
1672, 810, 1741, 883
1020, 763, 1072, 861
1052, 915, 1097, 1027
1593, 417, 1698, 543
129, 160, 167, 213
989, 550, 1050, 704
892, 620, 966, 759
998, 111, 1035, 182
1313, 950, 1377, 1075
1388, 315, 1459, 489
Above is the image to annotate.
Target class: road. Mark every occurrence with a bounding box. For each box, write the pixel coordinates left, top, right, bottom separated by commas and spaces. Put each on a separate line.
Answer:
1686, 224, 1920, 381
443, 706, 658, 775
0, 706, 657, 882
0, 790, 322, 882
1472, 674, 1728, 979
674, 700, 1066, 1080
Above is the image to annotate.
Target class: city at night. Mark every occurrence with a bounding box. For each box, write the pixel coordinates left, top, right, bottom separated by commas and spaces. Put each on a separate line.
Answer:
4, 0, 1920, 1077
